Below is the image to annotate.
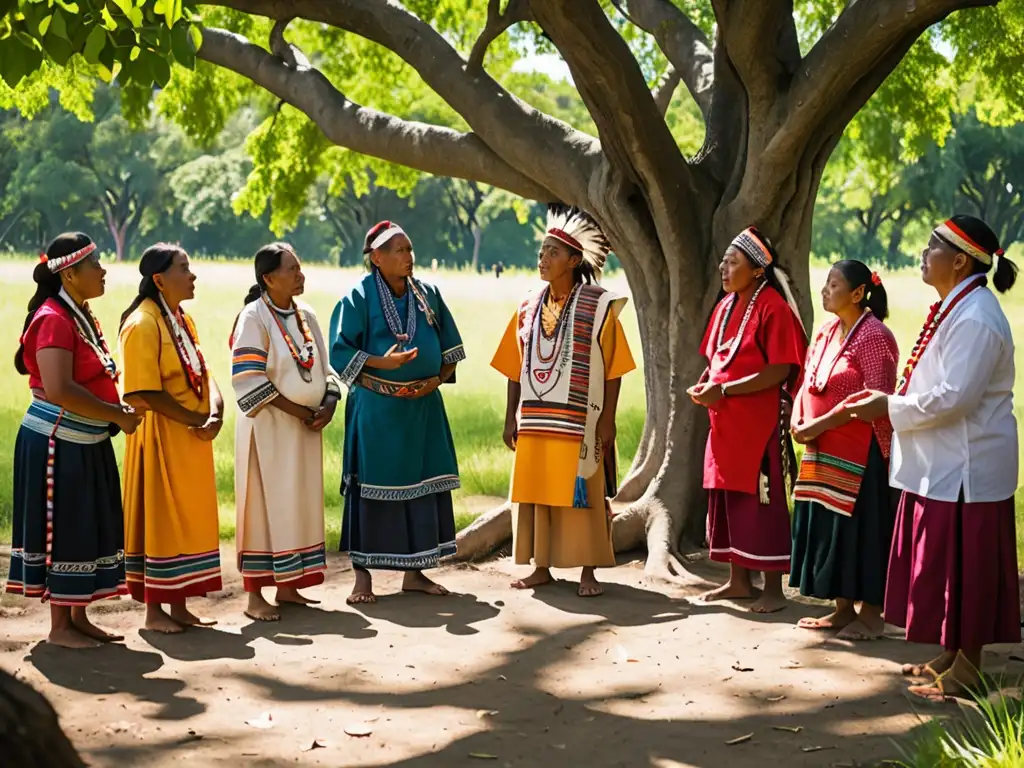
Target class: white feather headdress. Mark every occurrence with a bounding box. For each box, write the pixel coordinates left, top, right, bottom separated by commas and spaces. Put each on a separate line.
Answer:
545, 203, 611, 282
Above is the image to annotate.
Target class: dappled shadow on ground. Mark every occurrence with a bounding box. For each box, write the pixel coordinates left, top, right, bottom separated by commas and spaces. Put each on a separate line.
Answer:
529, 579, 692, 626
352, 590, 502, 635
29, 641, 204, 721
140, 604, 378, 662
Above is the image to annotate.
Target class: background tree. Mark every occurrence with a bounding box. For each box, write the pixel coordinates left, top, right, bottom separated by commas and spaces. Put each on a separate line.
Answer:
3, 1, 1023, 580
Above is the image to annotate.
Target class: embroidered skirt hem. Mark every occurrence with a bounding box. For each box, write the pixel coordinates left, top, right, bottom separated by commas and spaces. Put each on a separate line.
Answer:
884, 491, 1020, 649
125, 549, 223, 604
238, 543, 327, 592
789, 439, 895, 604
706, 433, 791, 572
341, 487, 457, 571
6, 412, 127, 606
512, 457, 615, 569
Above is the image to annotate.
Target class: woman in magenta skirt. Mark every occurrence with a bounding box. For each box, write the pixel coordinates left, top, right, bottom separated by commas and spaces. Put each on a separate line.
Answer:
847, 214, 1020, 700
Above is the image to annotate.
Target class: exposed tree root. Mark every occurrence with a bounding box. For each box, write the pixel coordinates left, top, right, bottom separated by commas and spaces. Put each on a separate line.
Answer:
453, 501, 512, 562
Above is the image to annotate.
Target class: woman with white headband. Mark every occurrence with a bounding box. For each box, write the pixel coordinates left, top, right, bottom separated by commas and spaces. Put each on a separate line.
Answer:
845, 214, 1020, 700
329, 220, 465, 604
688, 226, 808, 614
7, 232, 142, 648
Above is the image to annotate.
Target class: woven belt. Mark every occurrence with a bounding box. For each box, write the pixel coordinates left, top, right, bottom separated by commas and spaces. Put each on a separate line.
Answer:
356, 372, 434, 398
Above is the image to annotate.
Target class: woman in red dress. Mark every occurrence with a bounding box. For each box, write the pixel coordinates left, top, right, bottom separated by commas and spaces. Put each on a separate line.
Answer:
689, 227, 807, 614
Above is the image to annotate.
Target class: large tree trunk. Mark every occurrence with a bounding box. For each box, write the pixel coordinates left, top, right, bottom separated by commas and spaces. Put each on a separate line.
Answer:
0, 669, 85, 767
471, 223, 483, 274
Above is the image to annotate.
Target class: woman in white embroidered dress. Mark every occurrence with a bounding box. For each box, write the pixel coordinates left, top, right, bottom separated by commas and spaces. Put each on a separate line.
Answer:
231, 243, 340, 622
846, 214, 1020, 700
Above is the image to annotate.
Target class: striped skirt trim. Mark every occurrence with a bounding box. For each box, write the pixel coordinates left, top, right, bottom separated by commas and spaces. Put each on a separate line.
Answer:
21, 399, 111, 445
793, 447, 866, 518
238, 543, 327, 590
125, 549, 223, 603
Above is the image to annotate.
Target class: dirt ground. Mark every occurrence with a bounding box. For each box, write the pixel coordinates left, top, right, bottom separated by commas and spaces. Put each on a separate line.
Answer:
2, 546, 1022, 768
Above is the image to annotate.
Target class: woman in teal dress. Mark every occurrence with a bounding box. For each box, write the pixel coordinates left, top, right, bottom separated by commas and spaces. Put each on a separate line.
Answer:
330, 221, 465, 604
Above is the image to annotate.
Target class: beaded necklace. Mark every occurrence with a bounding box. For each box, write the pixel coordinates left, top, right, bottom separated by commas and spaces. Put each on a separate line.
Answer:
374, 268, 417, 349
262, 294, 316, 382
158, 295, 206, 398
58, 288, 119, 383
526, 284, 578, 399
806, 311, 869, 394
896, 277, 985, 395
712, 281, 766, 370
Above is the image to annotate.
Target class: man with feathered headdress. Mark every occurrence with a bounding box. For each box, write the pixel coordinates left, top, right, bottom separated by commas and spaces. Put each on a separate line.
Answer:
490, 204, 637, 597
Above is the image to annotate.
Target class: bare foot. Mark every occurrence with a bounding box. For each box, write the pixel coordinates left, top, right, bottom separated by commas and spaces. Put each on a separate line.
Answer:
347, 591, 377, 605
908, 671, 978, 702
797, 608, 856, 631
699, 582, 758, 603
510, 568, 553, 590
837, 618, 883, 641
901, 651, 955, 679
70, 610, 124, 643
276, 587, 320, 605
402, 571, 450, 596
348, 569, 376, 605
168, 605, 217, 627
47, 626, 101, 649
145, 608, 186, 635
578, 568, 603, 597
244, 592, 281, 622
750, 592, 787, 614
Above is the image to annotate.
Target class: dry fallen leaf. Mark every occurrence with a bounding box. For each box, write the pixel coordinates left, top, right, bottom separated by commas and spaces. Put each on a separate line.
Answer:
772, 726, 803, 733
726, 733, 754, 745
767, 695, 787, 702
344, 723, 374, 737
801, 745, 836, 753
301, 739, 327, 752
476, 710, 499, 719
469, 753, 498, 760
244, 713, 274, 729
731, 664, 754, 672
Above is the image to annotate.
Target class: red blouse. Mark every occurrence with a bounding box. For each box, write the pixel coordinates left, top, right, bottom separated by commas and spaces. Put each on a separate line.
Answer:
20, 299, 120, 405
701, 287, 807, 494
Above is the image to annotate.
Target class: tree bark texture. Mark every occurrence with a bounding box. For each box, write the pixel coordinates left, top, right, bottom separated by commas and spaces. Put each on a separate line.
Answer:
0, 669, 86, 767
195, 0, 1001, 581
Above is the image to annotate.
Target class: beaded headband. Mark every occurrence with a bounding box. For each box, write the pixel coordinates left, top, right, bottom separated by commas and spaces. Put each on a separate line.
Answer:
934, 220, 1003, 266
544, 204, 611, 280
42, 242, 97, 273
731, 228, 773, 268
546, 227, 584, 253
369, 225, 407, 251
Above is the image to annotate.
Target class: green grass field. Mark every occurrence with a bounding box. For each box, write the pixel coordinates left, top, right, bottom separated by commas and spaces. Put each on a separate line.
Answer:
1, 257, 1023, 557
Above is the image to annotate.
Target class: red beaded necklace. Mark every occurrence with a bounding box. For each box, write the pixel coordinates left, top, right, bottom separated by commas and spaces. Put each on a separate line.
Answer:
897, 277, 985, 395
262, 294, 316, 377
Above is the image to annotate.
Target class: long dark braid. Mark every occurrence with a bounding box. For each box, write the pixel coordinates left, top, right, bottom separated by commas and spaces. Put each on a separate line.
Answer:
14, 233, 94, 375
119, 243, 183, 330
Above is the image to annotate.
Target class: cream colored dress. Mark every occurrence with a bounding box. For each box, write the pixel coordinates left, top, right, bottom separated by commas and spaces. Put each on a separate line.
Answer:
231, 297, 340, 591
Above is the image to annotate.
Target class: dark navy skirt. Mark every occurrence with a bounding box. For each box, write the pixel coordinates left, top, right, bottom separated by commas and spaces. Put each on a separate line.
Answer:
6, 401, 127, 606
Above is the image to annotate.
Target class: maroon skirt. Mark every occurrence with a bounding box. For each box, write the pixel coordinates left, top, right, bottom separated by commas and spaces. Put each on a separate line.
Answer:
706, 433, 791, 572
884, 491, 1020, 650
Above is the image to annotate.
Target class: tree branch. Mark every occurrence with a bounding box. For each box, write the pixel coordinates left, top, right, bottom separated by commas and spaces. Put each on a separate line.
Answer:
774, 0, 998, 166
614, 0, 714, 118
651, 66, 680, 117
468, 0, 531, 72
197, 28, 554, 201
204, 0, 597, 205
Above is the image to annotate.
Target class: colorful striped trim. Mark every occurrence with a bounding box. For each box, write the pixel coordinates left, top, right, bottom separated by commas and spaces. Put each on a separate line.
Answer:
232, 347, 268, 378
21, 400, 110, 445
518, 400, 588, 437
125, 549, 222, 596
359, 475, 461, 502
568, 286, 601, 408
238, 543, 327, 583
349, 539, 457, 571
792, 447, 866, 517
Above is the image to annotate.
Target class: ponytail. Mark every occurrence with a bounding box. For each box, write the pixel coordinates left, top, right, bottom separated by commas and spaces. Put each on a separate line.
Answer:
120, 244, 182, 330
834, 259, 889, 322
243, 284, 263, 305
992, 254, 1018, 294
15, 232, 94, 375
243, 242, 292, 305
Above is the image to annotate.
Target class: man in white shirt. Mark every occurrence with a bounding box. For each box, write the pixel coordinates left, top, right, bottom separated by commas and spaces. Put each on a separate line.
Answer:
846, 214, 1020, 701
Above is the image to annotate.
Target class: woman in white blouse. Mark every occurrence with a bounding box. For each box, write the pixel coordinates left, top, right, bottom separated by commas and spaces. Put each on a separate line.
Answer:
846, 214, 1020, 700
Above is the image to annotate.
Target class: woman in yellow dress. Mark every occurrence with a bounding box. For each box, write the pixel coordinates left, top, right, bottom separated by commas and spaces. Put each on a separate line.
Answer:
491, 205, 636, 597
118, 244, 224, 634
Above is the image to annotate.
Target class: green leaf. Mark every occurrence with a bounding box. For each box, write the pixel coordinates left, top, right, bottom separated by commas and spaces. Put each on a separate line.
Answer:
83, 24, 106, 64
0, 36, 43, 87
170, 24, 194, 67
53, 1, 79, 13
130, 45, 140, 61
188, 23, 202, 52
37, 14, 51, 36
112, 0, 133, 17
128, 8, 143, 27
48, 9, 67, 39
42, 30, 74, 65
150, 53, 171, 87
166, 0, 182, 28
100, 6, 118, 31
